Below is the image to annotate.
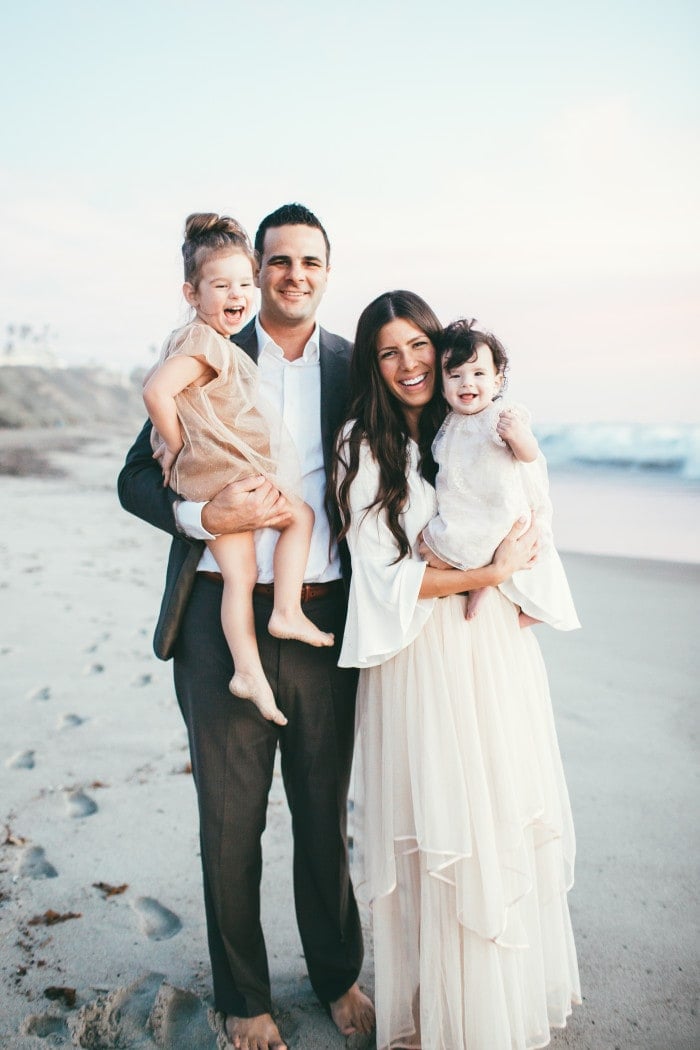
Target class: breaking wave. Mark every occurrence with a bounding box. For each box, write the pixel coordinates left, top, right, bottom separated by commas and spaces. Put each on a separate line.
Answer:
536, 423, 700, 480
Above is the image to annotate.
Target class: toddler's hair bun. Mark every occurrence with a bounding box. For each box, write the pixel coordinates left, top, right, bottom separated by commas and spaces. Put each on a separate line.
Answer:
184, 212, 250, 245
181, 211, 256, 286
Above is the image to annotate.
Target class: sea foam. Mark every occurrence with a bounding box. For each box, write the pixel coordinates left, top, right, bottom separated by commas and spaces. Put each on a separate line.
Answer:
536, 422, 700, 480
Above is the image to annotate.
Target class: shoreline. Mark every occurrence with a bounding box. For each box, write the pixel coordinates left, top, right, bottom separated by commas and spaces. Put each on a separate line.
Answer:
1, 423, 698, 567
0, 428, 697, 1049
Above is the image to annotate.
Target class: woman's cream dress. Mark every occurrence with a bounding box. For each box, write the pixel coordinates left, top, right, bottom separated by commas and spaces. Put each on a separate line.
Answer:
338, 434, 580, 1050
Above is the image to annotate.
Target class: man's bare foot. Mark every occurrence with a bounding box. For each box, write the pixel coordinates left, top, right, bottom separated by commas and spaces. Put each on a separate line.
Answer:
229, 674, 287, 726
268, 609, 334, 648
329, 982, 375, 1036
225, 1013, 288, 1050
518, 611, 541, 628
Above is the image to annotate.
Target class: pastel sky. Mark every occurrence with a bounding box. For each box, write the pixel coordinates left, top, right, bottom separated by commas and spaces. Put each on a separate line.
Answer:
1, 0, 698, 423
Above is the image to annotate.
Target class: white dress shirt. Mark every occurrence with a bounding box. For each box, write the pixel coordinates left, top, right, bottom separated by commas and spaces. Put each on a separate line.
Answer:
175, 317, 342, 583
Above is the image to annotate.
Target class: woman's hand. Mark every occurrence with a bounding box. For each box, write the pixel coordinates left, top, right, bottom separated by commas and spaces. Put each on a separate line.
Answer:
417, 542, 451, 570
491, 512, 539, 582
416, 529, 450, 569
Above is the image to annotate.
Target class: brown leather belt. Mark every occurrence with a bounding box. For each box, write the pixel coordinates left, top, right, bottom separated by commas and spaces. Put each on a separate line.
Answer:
198, 572, 343, 604
255, 579, 344, 603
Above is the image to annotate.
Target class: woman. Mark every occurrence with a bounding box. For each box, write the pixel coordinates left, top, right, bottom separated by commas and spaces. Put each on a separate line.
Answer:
333, 291, 580, 1049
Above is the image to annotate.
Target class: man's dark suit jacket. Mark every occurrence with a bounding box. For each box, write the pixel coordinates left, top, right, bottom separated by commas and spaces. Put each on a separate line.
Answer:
117, 319, 353, 661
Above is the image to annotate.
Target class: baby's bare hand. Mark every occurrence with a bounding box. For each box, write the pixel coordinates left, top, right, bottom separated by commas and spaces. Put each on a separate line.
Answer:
496, 409, 523, 437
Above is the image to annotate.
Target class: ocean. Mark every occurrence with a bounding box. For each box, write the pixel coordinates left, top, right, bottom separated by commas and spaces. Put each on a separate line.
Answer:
541, 422, 700, 565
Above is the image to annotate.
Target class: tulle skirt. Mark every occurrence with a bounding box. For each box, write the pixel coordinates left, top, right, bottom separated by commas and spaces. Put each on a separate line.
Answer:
352, 588, 580, 1049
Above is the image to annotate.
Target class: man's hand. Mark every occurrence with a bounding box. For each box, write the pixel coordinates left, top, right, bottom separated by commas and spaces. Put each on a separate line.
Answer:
492, 512, 539, 580
201, 475, 292, 535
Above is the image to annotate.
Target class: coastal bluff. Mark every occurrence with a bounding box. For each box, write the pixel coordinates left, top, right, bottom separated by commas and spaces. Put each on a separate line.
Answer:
0, 365, 145, 430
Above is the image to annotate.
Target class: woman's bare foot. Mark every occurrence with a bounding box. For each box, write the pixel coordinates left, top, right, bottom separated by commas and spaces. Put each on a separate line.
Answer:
229, 674, 287, 726
225, 1013, 287, 1050
329, 982, 375, 1036
518, 611, 541, 628
267, 610, 334, 648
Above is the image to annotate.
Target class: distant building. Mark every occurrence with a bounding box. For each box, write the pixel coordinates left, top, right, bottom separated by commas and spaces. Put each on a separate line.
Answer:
1, 324, 62, 367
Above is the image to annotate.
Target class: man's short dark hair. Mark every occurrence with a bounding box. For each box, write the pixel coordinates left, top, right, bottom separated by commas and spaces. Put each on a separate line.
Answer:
254, 203, 331, 264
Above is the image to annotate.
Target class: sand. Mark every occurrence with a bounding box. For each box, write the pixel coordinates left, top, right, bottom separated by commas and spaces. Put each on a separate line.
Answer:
0, 426, 698, 1050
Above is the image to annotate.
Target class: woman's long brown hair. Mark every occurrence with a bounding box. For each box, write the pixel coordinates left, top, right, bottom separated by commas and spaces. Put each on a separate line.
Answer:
331, 290, 446, 562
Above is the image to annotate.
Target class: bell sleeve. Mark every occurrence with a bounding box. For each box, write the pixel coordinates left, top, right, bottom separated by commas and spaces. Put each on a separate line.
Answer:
337, 438, 435, 668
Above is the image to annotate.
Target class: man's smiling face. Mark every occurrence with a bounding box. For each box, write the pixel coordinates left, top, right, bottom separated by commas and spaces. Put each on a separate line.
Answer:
256, 224, 329, 330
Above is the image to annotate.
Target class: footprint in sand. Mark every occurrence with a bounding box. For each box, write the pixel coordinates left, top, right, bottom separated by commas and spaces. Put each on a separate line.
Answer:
6, 749, 36, 769
83, 662, 105, 676
27, 685, 51, 701
15, 845, 58, 879
72, 972, 163, 1047
72, 974, 218, 1048
131, 897, 182, 941
83, 632, 112, 656
57, 713, 85, 730
64, 789, 98, 818
148, 982, 216, 1046
20, 1012, 70, 1040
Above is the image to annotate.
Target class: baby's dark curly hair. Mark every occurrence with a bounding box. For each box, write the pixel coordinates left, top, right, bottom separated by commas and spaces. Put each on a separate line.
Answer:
439, 318, 509, 386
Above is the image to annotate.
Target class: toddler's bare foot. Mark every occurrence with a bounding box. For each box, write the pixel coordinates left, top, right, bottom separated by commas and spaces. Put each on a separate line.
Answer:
465, 586, 488, 620
229, 673, 287, 726
267, 610, 334, 648
225, 1012, 288, 1049
518, 611, 541, 628
329, 983, 375, 1036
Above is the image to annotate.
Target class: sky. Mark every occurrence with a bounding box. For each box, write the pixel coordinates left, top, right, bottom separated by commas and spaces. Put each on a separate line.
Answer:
1, 0, 698, 423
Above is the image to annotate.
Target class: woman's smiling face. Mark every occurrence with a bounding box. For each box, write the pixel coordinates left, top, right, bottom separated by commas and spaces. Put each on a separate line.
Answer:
376, 318, 437, 432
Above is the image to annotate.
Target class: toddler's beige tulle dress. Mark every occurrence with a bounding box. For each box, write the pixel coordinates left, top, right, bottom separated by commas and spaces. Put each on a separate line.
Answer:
150, 322, 300, 501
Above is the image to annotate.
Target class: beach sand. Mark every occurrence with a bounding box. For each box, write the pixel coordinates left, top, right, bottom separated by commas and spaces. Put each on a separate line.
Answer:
0, 426, 697, 1049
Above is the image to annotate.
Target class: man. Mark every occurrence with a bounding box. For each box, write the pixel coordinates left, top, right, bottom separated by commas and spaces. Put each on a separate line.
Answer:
118, 204, 374, 1050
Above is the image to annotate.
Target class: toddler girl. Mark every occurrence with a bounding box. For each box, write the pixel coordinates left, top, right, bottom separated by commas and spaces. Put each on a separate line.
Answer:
143, 212, 333, 725
422, 318, 580, 629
